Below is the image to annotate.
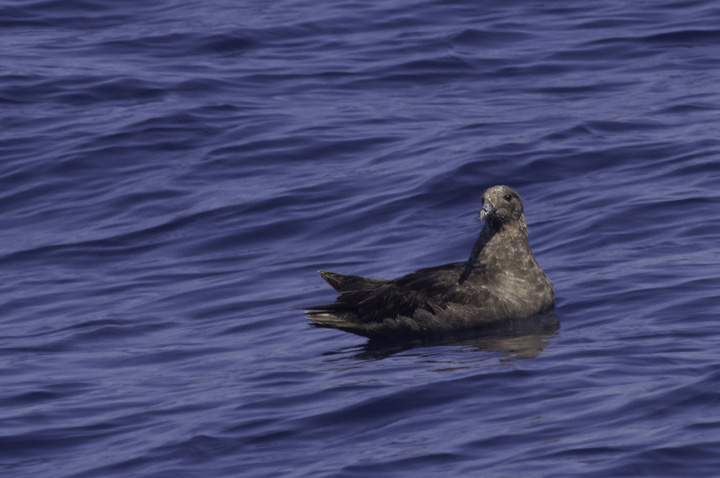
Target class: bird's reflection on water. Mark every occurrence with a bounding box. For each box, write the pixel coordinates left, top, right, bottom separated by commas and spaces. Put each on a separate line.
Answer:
323, 313, 560, 361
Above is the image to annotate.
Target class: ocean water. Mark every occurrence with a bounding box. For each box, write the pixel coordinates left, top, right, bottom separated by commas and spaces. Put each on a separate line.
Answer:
2, 0, 720, 476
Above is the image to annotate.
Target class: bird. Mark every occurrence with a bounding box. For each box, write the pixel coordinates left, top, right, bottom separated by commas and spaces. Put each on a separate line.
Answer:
305, 185, 554, 339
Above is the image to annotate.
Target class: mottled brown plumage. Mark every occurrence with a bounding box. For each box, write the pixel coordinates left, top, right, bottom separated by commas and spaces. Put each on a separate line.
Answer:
306, 185, 554, 339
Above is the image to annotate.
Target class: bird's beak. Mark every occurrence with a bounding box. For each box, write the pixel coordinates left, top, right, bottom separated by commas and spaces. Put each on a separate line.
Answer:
479, 199, 496, 222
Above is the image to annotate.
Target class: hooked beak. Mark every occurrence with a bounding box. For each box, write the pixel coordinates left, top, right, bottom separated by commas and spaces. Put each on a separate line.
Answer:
479, 199, 496, 222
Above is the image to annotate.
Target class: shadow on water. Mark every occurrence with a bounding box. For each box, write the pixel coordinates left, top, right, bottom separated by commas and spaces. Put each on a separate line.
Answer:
323, 313, 560, 361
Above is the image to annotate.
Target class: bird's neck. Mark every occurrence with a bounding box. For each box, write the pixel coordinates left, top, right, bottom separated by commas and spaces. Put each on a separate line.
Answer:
458, 217, 529, 284
490, 215, 529, 247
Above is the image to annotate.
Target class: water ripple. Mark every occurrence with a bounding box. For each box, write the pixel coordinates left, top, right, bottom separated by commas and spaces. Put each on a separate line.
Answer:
1, 0, 720, 477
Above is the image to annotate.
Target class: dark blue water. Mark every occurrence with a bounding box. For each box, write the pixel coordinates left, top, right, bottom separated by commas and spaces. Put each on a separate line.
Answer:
2, 0, 720, 476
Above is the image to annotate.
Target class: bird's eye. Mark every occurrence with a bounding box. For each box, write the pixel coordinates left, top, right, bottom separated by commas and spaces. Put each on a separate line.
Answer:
504, 194, 513, 201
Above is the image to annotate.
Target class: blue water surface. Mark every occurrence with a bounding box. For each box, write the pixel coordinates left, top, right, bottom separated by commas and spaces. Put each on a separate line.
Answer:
2, 0, 720, 476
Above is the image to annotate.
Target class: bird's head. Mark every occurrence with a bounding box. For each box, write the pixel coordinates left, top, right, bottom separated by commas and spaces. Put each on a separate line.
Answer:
479, 185, 525, 226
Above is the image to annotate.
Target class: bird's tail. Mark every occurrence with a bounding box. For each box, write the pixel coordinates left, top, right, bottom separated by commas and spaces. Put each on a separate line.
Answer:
317, 270, 383, 293
305, 310, 372, 337
303, 270, 385, 311
302, 270, 389, 338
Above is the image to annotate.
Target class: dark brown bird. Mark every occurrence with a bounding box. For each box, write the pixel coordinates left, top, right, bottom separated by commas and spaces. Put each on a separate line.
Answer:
306, 185, 554, 339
